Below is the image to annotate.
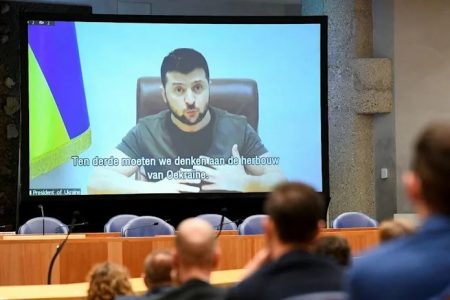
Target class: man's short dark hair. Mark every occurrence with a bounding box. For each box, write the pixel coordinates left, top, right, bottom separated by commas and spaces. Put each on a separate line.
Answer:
412, 121, 450, 215
264, 182, 325, 244
160, 48, 210, 88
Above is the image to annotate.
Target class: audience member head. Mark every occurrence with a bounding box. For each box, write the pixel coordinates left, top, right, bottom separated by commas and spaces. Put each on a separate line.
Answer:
379, 219, 416, 243
173, 218, 219, 284
313, 235, 351, 267
143, 250, 173, 290
263, 182, 325, 257
403, 121, 450, 217
87, 262, 133, 300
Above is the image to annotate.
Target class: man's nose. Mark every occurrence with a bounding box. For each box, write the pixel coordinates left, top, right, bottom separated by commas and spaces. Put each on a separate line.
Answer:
184, 89, 196, 105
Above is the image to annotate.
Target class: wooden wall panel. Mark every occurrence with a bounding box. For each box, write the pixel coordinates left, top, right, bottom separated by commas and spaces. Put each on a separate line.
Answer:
60, 241, 109, 283
0, 229, 379, 285
122, 238, 154, 277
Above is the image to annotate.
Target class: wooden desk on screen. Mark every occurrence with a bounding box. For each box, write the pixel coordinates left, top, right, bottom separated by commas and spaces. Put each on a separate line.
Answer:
0, 229, 379, 286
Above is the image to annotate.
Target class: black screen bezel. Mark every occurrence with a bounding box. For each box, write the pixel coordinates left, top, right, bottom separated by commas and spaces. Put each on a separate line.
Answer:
18, 13, 329, 230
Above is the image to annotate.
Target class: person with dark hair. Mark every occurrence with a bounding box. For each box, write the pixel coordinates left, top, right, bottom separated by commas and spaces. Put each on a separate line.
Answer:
347, 121, 450, 300
313, 235, 351, 267
87, 262, 133, 300
143, 250, 173, 298
88, 48, 284, 194
226, 182, 344, 300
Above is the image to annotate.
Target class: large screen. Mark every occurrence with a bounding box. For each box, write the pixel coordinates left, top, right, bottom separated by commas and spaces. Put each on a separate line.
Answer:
21, 15, 327, 198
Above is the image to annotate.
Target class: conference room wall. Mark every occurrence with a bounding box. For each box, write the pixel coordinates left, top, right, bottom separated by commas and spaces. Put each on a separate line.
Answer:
372, 0, 397, 221
391, 0, 450, 213
303, 0, 380, 222
4, 0, 294, 16
372, 0, 450, 217
303, 0, 450, 222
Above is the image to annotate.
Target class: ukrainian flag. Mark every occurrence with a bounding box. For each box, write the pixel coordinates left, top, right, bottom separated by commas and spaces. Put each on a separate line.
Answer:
28, 21, 91, 179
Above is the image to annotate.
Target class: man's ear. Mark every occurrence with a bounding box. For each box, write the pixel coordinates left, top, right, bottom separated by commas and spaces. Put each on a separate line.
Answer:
161, 85, 167, 104
403, 171, 423, 203
262, 217, 270, 234
263, 217, 276, 239
212, 246, 221, 269
142, 272, 150, 289
172, 249, 179, 267
318, 219, 326, 229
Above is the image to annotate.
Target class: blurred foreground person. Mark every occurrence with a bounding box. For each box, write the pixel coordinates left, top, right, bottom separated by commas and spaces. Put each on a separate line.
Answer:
227, 182, 344, 300
347, 121, 450, 300
87, 262, 133, 300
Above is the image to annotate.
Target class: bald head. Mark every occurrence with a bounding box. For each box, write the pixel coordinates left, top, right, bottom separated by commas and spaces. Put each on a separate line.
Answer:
175, 218, 217, 268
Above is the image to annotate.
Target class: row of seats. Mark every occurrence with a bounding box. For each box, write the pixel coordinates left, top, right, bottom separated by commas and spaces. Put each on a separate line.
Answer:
106, 214, 268, 236
17, 212, 378, 235
16, 214, 267, 236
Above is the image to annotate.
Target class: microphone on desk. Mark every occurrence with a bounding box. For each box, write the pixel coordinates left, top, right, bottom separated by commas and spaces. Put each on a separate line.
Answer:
0, 224, 11, 230
214, 219, 243, 231
55, 222, 88, 233
38, 204, 45, 235
122, 219, 172, 237
151, 219, 171, 226
47, 210, 80, 285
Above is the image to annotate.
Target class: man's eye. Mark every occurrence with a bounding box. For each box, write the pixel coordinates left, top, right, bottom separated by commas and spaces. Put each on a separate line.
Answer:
175, 86, 184, 94
193, 84, 203, 93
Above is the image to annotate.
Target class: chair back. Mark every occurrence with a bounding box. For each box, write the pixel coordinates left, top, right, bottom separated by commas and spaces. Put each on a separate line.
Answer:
238, 214, 267, 235
332, 212, 378, 228
121, 216, 175, 237
104, 214, 138, 232
137, 77, 259, 131
18, 217, 68, 234
196, 214, 238, 231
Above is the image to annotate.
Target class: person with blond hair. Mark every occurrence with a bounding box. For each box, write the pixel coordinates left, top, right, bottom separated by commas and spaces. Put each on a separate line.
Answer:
87, 262, 133, 300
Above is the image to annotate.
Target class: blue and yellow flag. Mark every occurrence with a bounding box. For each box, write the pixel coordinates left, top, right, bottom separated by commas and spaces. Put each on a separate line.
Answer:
28, 21, 91, 179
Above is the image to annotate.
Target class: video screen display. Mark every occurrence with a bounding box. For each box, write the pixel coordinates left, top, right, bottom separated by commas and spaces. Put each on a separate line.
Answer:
25, 17, 325, 196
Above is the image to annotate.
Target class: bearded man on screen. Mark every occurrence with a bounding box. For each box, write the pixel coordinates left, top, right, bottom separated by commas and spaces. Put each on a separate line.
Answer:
88, 48, 284, 194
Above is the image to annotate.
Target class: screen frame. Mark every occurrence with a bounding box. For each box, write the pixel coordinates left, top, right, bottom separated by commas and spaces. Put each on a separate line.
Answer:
18, 13, 329, 230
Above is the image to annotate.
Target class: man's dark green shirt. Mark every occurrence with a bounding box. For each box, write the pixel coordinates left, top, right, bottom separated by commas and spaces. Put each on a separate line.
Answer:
117, 107, 267, 182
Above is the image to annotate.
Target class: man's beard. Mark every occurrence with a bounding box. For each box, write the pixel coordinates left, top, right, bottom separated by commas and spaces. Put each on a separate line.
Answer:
167, 98, 209, 125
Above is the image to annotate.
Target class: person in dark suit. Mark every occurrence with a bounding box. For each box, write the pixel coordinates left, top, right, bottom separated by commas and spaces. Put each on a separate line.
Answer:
152, 218, 225, 300
347, 121, 450, 300
226, 182, 344, 300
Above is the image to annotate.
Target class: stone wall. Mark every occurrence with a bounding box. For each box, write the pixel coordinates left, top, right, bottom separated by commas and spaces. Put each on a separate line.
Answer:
0, 2, 20, 229
302, 0, 393, 222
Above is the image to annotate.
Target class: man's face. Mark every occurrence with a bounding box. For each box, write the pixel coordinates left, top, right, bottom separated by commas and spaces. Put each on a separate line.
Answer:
163, 68, 210, 125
